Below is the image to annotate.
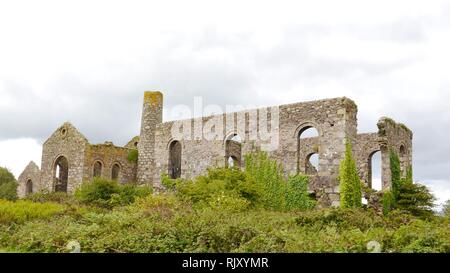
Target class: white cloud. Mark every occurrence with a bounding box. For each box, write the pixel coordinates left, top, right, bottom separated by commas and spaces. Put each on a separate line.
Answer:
0, 139, 42, 178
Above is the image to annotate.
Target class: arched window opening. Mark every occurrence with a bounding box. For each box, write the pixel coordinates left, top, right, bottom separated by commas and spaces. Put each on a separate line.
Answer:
93, 161, 102, 178
225, 134, 242, 168
111, 163, 121, 181
305, 153, 319, 175
368, 151, 382, 191
169, 141, 182, 179
298, 126, 320, 174
26, 179, 33, 195
54, 156, 69, 193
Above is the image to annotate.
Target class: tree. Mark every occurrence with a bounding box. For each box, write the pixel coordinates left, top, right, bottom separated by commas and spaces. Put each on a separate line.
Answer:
396, 182, 435, 219
441, 200, 450, 217
339, 141, 362, 208
0, 167, 18, 200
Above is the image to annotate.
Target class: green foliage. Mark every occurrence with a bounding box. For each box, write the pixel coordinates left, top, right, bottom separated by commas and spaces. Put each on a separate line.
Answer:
127, 149, 139, 163
170, 168, 261, 210
442, 200, 450, 217
339, 141, 362, 208
382, 191, 395, 216
404, 165, 413, 185
25, 190, 76, 205
285, 175, 316, 211
0, 199, 65, 224
1, 203, 448, 253
396, 182, 435, 219
390, 150, 402, 201
75, 178, 152, 208
0, 167, 18, 201
244, 152, 316, 211
244, 152, 285, 210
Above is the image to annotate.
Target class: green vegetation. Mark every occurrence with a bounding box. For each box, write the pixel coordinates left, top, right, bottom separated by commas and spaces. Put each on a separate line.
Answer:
162, 152, 315, 212
442, 200, 450, 217
0, 167, 18, 201
127, 149, 139, 163
0, 152, 447, 253
339, 141, 362, 208
381, 151, 435, 219
390, 150, 402, 201
0, 199, 64, 224
75, 178, 152, 208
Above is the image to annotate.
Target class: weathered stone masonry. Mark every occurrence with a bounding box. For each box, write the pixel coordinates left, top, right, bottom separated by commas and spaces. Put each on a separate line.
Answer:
18, 92, 413, 208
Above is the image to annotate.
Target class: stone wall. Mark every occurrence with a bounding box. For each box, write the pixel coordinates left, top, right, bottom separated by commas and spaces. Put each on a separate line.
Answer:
148, 96, 358, 206
17, 161, 41, 198
83, 143, 137, 184
377, 117, 413, 189
17, 91, 413, 209
40, 122, 88, 194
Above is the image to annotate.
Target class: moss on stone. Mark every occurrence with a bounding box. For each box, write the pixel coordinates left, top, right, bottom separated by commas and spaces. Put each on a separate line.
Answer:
144, 91, 163, 106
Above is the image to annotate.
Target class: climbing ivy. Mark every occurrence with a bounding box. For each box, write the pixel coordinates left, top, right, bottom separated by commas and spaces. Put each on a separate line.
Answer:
339, 141, 362, 208
389, 150, 401, 202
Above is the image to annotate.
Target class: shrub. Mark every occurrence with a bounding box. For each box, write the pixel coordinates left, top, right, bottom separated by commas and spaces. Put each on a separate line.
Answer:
244, 151, 286, 210
0, 167, 17, 201
285, 175, 316, 211
25, 190, 76, 205
0, 199, 65, 224
245, 152, 315, 211
75, 178, 152, 208
382, 191, 395, 216
339, 141, 362, 208
396, 182, 435, 219
127, 149, 139, 163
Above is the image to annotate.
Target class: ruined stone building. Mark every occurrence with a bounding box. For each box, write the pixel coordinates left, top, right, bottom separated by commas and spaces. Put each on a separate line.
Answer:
18, 92, 413, 207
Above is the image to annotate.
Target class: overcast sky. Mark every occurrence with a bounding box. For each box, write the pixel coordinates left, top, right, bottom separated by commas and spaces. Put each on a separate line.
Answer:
0, 0, 449, 207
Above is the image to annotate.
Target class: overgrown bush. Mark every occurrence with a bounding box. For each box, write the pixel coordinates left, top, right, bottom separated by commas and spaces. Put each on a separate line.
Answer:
169, 168, 260, 210
0, 167, 17, 201
285, 175, 316, 211
127, 149, 138, 163
245, 152, 315, 211
25, 191, 76, 205
0, 199, 65, 224
75, 178, 152, 208
339, 141, 362, 208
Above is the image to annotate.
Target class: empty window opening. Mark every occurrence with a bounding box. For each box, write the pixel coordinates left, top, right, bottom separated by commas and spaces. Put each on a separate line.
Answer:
169, 141, 182, 179
298, 126, 320, 174
26, 179, 33, 195
305, 153, 319, 175
111, 163, 121, 181
368, 151, 382, 191
93, 161, 102, 178
54, 156, 69, 193
225, 134, 242, 168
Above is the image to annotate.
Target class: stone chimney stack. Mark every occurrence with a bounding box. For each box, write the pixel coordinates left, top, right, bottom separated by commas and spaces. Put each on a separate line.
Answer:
137, 91, 163, 186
